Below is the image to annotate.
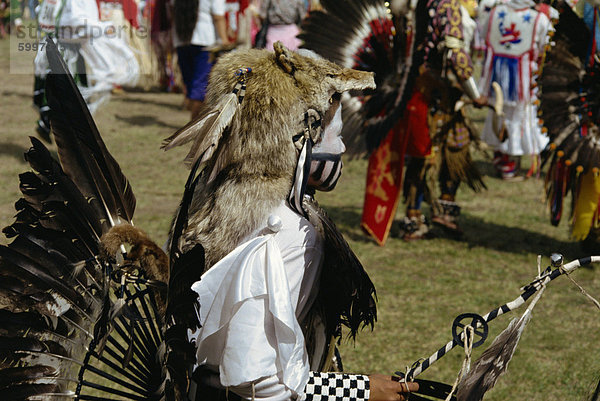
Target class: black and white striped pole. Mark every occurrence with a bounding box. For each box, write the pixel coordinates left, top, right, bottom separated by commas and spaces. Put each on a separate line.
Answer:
397, 255, 600, 381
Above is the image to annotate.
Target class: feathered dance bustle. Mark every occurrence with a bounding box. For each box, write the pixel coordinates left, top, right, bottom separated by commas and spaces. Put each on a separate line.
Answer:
300, 0, 427, 155
45, 38, 136, 226
540, 2, 600, 235
0, 38, 173, 400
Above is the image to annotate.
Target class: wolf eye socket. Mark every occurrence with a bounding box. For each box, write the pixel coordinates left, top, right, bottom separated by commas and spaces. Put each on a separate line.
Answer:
329, 92, 342, 103
332, 92, 341, 101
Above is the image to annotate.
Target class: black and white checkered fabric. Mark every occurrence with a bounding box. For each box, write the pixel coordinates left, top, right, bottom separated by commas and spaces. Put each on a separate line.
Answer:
304, 372, 369, 401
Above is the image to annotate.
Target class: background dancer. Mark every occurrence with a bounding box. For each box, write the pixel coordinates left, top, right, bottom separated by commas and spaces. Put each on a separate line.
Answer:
172, 0, 231, 120
33, 0, 139, 142
301, 0, 487, 244
479, 0, 552, 180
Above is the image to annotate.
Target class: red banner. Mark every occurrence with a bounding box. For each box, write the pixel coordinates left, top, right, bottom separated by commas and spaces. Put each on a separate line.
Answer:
361, 121, 408, 245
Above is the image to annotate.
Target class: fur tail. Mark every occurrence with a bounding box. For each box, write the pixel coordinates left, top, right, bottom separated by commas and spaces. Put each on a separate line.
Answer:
101, 224, 169, 284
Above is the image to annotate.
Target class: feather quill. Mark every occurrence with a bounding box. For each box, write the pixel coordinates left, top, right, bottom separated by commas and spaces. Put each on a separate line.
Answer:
162, 92, 240, 166
455, 288, 545, 401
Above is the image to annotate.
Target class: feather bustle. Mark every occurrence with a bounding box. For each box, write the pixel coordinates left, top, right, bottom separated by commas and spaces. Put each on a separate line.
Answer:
0, 39, 166, 400
301, 0, 425, 154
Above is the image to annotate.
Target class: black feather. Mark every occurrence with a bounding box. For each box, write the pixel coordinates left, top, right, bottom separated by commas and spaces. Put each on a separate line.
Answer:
304, 197, 377, 339
0, 37, 167, 401
0, 383, 60, 401
163, 157, 206, 399
0, 366, 58, 387
45, 38, 136, 226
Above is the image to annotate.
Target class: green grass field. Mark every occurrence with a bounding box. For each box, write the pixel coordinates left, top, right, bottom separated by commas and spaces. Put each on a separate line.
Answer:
1, 37, 599, 400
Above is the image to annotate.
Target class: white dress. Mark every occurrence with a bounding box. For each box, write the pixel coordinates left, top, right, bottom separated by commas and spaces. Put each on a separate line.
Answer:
478, 0, 551, 156
189, 201, 323, 400
35, 0, 139, 112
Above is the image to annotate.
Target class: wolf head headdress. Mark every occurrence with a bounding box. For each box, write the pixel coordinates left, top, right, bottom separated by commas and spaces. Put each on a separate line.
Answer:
163, 42, 375, 269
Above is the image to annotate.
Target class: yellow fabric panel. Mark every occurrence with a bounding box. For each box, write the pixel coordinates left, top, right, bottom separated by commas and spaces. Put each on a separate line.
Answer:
572, 171, 600, 240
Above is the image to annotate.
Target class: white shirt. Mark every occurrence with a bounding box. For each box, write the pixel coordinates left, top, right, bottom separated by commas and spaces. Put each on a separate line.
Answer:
173, 0, 226, 47
190, 202, 323, 400
35, 0, 139, 112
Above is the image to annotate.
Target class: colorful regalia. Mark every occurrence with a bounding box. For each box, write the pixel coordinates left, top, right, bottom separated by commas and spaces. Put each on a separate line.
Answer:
539, 0, 600, 249
478, 0, 552, 178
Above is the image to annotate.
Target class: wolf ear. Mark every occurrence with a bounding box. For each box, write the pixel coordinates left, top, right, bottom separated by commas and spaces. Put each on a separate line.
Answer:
274, 41, 295, 74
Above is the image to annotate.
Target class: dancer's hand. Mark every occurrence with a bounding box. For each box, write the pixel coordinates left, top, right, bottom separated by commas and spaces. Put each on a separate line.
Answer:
368, 374, 419, 401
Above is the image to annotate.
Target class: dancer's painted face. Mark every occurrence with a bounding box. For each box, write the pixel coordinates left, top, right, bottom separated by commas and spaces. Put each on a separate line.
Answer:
308, 95, 345, 192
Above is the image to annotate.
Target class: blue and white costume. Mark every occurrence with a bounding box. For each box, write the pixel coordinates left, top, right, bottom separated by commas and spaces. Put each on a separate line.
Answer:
479, 0, 551, 156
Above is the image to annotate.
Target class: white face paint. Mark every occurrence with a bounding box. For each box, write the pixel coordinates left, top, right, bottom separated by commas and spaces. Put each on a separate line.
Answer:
313, 104, 346, 155
308, 103, 345, 192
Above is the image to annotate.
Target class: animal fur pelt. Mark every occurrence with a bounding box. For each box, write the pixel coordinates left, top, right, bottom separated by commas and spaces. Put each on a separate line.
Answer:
300, 0, 428, 155
167, 42, 375, 270
100, 223, 169, 284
